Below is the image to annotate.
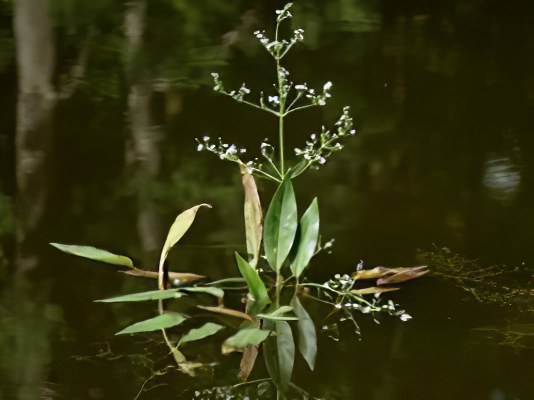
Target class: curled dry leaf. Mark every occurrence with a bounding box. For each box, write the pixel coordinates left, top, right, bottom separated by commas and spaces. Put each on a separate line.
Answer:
376, 266, 429, 285
353, 265, 429, 286
350, 286, 400, 295
121, 269, 205, 284
197, 305, 253, 321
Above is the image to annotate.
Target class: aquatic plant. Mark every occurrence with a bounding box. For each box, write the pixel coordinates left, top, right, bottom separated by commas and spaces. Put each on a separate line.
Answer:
51, 3, 427, 397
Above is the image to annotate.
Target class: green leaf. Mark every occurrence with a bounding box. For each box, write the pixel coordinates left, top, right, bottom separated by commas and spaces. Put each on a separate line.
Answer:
116, 313, 187, 335
291, 296, 317, 371
235, 252, 271, 315
180, 287, 224, 299
221, 327, 270, 354
179, 323, 224, 345
96, 289, 186, 303
241, 167, 263, 268
263, 178, 298, 272
158, 204, 211, 289
290, 198, 320, 278
264, 320, 295, 388
50, 243, 134, 269
257, 314, 298, 321
257, 306, 298, 321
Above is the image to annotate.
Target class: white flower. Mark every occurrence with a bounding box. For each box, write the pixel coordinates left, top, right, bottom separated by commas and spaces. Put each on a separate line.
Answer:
295, 84, 308, 91
323, 81, 333, 91
196, 144, 204, 151
268, 95, 280, 105
400, 313, 412, 322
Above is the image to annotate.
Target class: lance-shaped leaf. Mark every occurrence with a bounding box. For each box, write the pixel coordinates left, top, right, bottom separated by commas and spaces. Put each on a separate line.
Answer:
238, 320, 261, 382
241, 167, 263, 268
180, 286, 224, 299
179, 323, 224, 346
235, 252, 270, 315
158, 204, 211, 289
96, 288, 186, 303
50, 243, 134, 268
197, 305, 253, 321
264, 178, 298, 271
291, 296, 317, 371
290, 198, 319, 278
257, 306, 298, 321
222, 327, 270, 354
264, 320, 295, 388
116, 312, 187, 335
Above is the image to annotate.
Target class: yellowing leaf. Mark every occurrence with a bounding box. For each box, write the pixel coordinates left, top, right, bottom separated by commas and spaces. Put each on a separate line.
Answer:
197, 305, 253, 321
158, 204, 211, 289
241, 167, 263, 268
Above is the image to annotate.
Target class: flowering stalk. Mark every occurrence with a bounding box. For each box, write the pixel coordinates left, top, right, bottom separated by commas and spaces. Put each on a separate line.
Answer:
197, 3, 353, 183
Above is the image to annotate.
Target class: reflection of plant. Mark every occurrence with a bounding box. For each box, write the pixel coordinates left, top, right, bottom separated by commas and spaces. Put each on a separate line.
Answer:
51, 3, 427, 398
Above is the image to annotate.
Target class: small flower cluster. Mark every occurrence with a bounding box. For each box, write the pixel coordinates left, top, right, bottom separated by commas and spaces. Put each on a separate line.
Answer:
254, 4, 303, 61
196, 136, 282, 181
294, 106, 356, 170
294, 81, 333, 107
211, 73, 252, 102
320, 273, 411, 322
196, 136, 246, 162
276, 2, 293, 22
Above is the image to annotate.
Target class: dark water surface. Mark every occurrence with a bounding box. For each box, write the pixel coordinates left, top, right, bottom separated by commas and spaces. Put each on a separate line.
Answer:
1, 1, 533, 399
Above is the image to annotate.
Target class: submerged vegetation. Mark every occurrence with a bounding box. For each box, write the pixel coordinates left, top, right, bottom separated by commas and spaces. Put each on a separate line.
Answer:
51, 3, 427, 397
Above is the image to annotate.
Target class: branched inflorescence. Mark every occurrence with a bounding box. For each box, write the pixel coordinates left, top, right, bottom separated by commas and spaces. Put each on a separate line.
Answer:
196, 2, 357, 182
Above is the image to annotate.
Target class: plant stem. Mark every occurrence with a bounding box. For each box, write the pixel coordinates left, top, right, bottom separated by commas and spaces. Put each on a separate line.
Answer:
275, 20, 286, 176
275, 273, 283, 308
278, 109, 285, 175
